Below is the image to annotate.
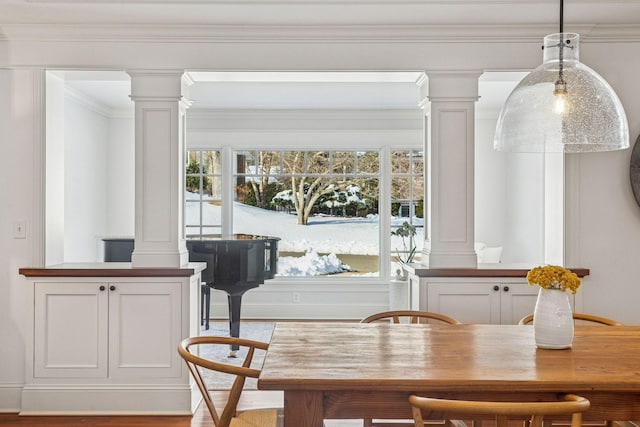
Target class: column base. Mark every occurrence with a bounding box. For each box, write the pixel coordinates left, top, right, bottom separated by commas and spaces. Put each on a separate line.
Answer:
131, 248, 189, 268
421, 251, 478, 269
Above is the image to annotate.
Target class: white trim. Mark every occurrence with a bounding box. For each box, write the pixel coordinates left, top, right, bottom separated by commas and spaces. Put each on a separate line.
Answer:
33, 69, 46, 267
0, 383, 23, 412
207, 282, 390, 320
64, 86, 114, 118
187, 108, 423, 121
20, 385, 193, 415
564, 154, 584, 312
3, 23, 640, 44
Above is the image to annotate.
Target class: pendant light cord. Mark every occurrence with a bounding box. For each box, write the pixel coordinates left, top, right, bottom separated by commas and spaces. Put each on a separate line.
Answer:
557, 0, 565, 87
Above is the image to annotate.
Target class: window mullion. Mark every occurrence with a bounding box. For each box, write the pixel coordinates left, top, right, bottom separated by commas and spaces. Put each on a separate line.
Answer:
221, 146, 234, 236
380, 147, 392, 279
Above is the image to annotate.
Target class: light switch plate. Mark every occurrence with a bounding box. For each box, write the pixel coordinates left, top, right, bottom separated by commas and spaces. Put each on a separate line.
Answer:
13, 220, 26, 239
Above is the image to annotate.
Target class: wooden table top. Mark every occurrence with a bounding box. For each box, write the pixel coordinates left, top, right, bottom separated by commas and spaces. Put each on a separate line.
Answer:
258, 322, 640, 393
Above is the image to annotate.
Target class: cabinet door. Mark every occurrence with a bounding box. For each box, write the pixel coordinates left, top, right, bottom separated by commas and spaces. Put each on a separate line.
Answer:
427, 282, 501, 324
34, 282, 108, 378
500, 283, 575, 325
108, 282, 182, 379
499, 283, 539, 325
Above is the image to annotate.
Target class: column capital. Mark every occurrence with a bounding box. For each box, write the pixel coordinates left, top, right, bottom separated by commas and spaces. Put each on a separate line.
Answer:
127, 69, 185, 102
426, 70, 483, 102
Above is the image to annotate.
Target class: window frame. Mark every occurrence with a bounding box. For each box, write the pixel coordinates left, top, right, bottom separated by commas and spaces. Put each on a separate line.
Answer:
186, 143, 423, 282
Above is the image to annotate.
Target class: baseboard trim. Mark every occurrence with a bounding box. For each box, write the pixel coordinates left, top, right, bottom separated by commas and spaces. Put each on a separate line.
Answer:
20, 385, 195, 415
0, 384, 23, 412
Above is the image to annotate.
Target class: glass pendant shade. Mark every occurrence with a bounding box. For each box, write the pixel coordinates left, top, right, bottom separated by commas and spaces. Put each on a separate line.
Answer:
494, 33, 629, 153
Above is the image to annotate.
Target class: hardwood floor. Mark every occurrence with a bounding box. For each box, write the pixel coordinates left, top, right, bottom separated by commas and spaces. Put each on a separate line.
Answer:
0, 391, 367, 426
0, 412, 204, 426
0, 390, 255, 426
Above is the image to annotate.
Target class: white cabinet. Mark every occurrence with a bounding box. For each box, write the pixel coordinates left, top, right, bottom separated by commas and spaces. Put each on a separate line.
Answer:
409, 272, 577, 325
425, 281, 540, 325
21, 264, 204, 414
34, 281, 182, 379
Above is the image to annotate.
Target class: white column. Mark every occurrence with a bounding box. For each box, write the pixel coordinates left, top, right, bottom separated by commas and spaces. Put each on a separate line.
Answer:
421, 71, 482, 268
127, 70, 190, 268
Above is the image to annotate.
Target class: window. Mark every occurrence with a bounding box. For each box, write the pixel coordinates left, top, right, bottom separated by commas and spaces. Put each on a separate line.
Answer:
233, 150, 380, 277
185, 150, 222, 237
185, 148, 423, 279
391, 150, 424, 264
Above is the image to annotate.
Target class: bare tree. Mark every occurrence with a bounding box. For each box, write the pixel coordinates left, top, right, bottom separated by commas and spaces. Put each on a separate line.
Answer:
283, 151, 350, 225
245, 151, 277, 209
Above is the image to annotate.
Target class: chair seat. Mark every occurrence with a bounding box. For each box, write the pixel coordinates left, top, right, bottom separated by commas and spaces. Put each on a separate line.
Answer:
230, 408, 280, 427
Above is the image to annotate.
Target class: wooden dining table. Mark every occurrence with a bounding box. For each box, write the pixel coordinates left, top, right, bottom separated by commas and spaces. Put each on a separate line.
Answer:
257, 322, 640, 427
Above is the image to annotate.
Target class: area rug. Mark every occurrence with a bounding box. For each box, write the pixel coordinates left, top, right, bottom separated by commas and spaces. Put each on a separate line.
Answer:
198, 321, 275, 390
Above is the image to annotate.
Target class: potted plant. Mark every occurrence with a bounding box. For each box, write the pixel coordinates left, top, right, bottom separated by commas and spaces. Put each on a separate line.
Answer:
391, 221, 417, 280
526, 265, 582, 349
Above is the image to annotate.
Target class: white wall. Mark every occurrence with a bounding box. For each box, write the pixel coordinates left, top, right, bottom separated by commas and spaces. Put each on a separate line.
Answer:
45, 73, 66, 266
563, 41, 640, 323
43, 77, 135, 263
475, 114, 545, 264
62, 91, 110, 262
0, 69, 38, 411
504, 152, 546, 264
475, 115, 507, 250
186, 108, 424, 148
106, 116, 135, 237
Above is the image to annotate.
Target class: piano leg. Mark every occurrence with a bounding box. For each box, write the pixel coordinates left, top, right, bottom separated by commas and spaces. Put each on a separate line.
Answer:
201, 284, 211, 330
227, 293, 243, 356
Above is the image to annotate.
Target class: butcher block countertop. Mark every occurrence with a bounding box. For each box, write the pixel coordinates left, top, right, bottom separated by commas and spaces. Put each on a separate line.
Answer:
19, 262, 206, 278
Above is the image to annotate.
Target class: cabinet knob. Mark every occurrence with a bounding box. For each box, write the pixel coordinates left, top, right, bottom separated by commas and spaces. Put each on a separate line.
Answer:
493, 285, 499, 291
99, 285, 105, 291
503, 286, 510, 292
109, 285, 116, 291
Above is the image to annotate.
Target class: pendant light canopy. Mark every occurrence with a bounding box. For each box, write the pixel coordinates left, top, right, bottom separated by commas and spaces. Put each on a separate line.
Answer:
494, 2, 629, 153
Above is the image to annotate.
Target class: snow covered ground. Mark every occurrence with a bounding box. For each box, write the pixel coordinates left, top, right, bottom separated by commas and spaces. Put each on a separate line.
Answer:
186, 192, 424, 276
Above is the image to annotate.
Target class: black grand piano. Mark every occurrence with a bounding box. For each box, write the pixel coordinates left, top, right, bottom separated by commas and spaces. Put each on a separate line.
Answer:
103, 234, 279, 353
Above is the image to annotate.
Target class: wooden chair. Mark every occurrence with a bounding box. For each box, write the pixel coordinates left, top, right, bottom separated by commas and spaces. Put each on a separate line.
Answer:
360, 310, 461, 427
178, 336, 281, 427
408, 394, 590, 427
518, 312, 623, 326
360, 310, 462, 325
519, 312, 621, 427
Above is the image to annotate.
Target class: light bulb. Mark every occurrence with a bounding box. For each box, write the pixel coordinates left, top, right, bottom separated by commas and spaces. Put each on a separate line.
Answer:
553, 77, 567, 114
553, 93, 567, 115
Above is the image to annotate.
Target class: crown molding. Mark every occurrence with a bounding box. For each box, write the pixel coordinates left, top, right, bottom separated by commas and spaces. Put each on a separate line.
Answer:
64, 85, 133, 118
12, 0, 573, 3
21, 0, 640, 4
64, 85, 113, 117
2, 23, 640, 43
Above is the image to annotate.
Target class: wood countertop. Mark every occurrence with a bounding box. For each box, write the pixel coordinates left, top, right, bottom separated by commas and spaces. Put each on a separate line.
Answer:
19, 262, 206, 278
405, 263, 590, 278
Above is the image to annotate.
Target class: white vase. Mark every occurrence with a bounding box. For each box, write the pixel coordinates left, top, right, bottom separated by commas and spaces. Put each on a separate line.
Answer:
533, 287, 574, 349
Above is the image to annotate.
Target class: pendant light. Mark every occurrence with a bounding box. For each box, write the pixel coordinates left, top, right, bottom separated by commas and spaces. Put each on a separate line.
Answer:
494, 0, 629, 153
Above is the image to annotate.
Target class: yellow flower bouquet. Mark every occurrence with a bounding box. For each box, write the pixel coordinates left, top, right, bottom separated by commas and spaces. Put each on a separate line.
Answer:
526, 265, 581, 294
